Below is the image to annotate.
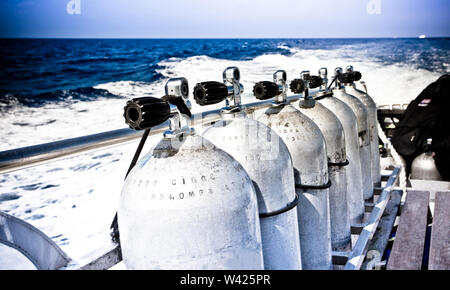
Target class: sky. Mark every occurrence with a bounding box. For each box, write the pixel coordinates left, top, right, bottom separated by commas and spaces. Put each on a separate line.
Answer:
0, 0, 449, 38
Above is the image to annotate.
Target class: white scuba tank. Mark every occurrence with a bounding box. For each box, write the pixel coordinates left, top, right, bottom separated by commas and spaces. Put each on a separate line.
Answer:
194, 68, 302, 270
118, 78, 264, 269
411, 138, 442, 181
334, 67, 374, 204
254, 71, 333, 270
292, 70, 351, 251
315, 68, 365, 228
343, 66, 382, 189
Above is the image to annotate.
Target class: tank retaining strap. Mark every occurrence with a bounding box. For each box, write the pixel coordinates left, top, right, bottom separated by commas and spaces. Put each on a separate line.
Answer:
328, 159, 350, 167
259, 192, 299, 218
295, 180, 332, 190
314, 92, 333, 101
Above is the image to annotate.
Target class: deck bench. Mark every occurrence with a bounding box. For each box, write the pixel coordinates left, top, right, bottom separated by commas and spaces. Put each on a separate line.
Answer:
387, 190, 450, 270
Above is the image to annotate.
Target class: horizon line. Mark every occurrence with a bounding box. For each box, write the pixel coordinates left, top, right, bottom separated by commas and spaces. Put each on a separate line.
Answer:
1, 36, 449, 40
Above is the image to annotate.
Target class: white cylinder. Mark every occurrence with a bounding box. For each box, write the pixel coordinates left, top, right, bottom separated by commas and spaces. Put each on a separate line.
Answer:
411, 152, 442, 181
317, 95, 365, 227
118, 134, 264, 269
258, 104, 332, 270
202, 112, 302, 269
345, 84, 382, 188
334, 87, 374, 203
299, 101, 351, 251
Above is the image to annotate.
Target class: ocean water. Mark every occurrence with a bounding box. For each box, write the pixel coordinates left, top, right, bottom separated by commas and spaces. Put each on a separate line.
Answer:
0, 38, 449, 267
1, 38, 449, 150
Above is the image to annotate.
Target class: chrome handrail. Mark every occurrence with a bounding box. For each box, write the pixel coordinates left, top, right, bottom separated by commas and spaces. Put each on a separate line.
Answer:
0, 96, 301, 174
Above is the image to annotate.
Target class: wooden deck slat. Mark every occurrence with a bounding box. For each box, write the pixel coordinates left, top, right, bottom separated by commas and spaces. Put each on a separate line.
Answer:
387, 191, 429, 270
429, 191, 450, 270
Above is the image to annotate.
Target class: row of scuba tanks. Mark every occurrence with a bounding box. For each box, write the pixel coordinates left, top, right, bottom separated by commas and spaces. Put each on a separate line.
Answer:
117, 65, 382, 270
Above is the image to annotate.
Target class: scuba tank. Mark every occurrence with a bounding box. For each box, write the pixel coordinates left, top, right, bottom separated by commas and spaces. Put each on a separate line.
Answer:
253, 71, 332, 270
411, 138, 443, 180
290, 70, 351, 251
118, 77, 264, 269
343, 66, 382, 188
333, 67, 374, 204
314, 67, 365, 233
194, 68, 302, 270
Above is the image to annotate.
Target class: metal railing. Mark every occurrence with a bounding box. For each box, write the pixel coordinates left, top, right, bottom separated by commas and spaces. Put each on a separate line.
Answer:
0, 96, 301, 174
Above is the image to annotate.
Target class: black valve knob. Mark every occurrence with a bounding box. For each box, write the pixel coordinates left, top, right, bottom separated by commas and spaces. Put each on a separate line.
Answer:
193, 81, 228, 106
338, 71, 362, 83
253, 81, 280, 100
124, 97, 171, 130
290, 79, 306, 94
337, 72, 354, 84
308, 75, 323, 89
351, 71, 362, 82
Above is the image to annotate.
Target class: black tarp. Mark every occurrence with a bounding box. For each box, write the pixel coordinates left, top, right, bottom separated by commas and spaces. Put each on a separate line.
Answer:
392, 74, 450, 180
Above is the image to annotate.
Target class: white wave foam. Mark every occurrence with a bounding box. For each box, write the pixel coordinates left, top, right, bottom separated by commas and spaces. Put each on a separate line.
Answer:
0, 50, 441, 151
0, 47, 442, 152
0, 141, 145, 261
157, 50, 441, 107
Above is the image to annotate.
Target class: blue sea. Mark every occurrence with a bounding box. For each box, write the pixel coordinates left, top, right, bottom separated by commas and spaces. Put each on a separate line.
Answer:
0, 38, 449, 144
0, 38, 448, 150
0, 38, 449, 267
1, 38, 449, 106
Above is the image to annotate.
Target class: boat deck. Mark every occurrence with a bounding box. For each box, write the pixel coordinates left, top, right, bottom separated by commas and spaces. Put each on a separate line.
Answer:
387, 190, 450, 270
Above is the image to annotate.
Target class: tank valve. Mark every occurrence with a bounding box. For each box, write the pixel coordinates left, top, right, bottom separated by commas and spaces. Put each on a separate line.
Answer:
316, 68, 334, 98
193, 81, 228, 105
290, 71, 323, 94
318, 68, 329, 91
123, 77, 193, 138
124, 97, 171, 130
336, 68, 354, 85
319, 68, 328, 87
337, 72, 360, 84
345, 65, 362, 82
193, 67, 244, 112
334, 67, 344, 88
308, 75, 324, 89
423, 138, 433, 153
297, 70, 323, 108
163, 77, 194, 138
351, 71, 362, 82
289, 78, 306, 94
252, 70, 288, 103
253, 81, 280, 100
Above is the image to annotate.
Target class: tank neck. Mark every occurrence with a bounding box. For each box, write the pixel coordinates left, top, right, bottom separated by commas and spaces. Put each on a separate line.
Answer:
344, 83, 358, 92
299, 86, 316, 108
332, 86, 345, 93
299, 95, 316, 108
424, 138, 434, 155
